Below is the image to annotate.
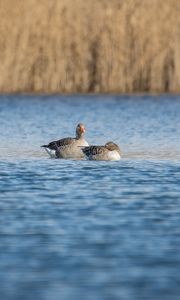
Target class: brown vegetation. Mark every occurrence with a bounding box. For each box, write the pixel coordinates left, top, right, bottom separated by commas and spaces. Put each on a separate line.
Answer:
0, 0, 179, 93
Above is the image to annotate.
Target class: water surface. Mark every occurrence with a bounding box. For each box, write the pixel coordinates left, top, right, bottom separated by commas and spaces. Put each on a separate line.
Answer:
0, 95, 180, 300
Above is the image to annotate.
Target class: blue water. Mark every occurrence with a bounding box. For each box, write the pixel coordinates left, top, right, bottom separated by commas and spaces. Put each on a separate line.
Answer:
0, 95, 180, 300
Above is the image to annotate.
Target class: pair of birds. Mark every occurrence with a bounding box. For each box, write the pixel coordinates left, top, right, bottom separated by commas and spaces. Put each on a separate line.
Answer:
41, 123, 121, 161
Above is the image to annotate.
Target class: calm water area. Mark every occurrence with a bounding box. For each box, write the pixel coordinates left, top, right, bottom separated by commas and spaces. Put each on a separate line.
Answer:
0, 95, 180, 300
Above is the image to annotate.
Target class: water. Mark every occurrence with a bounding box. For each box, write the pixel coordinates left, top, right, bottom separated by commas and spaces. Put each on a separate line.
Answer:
0, 95, 180, 300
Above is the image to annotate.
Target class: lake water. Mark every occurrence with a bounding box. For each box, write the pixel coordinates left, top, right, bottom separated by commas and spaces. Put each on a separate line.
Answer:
0, 95, 180, 300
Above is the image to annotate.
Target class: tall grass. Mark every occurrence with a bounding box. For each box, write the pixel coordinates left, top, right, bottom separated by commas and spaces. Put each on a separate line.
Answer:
0, 0, 179, 93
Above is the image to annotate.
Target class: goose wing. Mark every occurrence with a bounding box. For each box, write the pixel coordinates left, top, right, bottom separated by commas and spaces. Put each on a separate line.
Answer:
82, 146, 106, 157
41, 137, 74, 150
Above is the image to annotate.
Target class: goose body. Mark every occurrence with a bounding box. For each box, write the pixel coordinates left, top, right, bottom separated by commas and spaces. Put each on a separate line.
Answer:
82, 142, 121, 161
41, 123, 88, 159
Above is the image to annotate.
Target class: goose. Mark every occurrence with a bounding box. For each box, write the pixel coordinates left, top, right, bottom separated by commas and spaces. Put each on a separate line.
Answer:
82, 142, 121, 161
41, 123, 89, 159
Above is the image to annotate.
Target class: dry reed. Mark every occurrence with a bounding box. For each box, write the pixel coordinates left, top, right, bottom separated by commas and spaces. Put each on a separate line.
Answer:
0, 0, 179, 93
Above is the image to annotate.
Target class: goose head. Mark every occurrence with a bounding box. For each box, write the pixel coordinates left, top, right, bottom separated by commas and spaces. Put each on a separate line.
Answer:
76, 123, 86, 139
105, 141, 121, 154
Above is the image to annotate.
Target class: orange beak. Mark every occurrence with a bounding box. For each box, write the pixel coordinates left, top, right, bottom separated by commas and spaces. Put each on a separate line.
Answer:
80, 125, 85, 133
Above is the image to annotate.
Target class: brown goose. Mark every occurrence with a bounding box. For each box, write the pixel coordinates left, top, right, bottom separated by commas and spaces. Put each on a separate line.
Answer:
41, 123, 89, 159
82, 142, 121, 161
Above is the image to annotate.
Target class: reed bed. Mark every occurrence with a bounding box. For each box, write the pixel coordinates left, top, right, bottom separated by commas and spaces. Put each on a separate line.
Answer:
0, 0, 179, 93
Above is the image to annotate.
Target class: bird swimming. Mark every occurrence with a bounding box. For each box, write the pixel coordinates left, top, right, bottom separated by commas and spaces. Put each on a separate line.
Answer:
41, 123, 89, 159
82, 141, 121, 161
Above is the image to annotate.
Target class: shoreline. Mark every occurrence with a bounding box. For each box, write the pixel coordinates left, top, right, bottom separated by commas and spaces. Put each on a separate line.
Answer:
0, 92, 180, 97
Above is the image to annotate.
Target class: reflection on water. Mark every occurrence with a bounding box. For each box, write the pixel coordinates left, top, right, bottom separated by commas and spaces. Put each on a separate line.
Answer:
0, 95, 180, 300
